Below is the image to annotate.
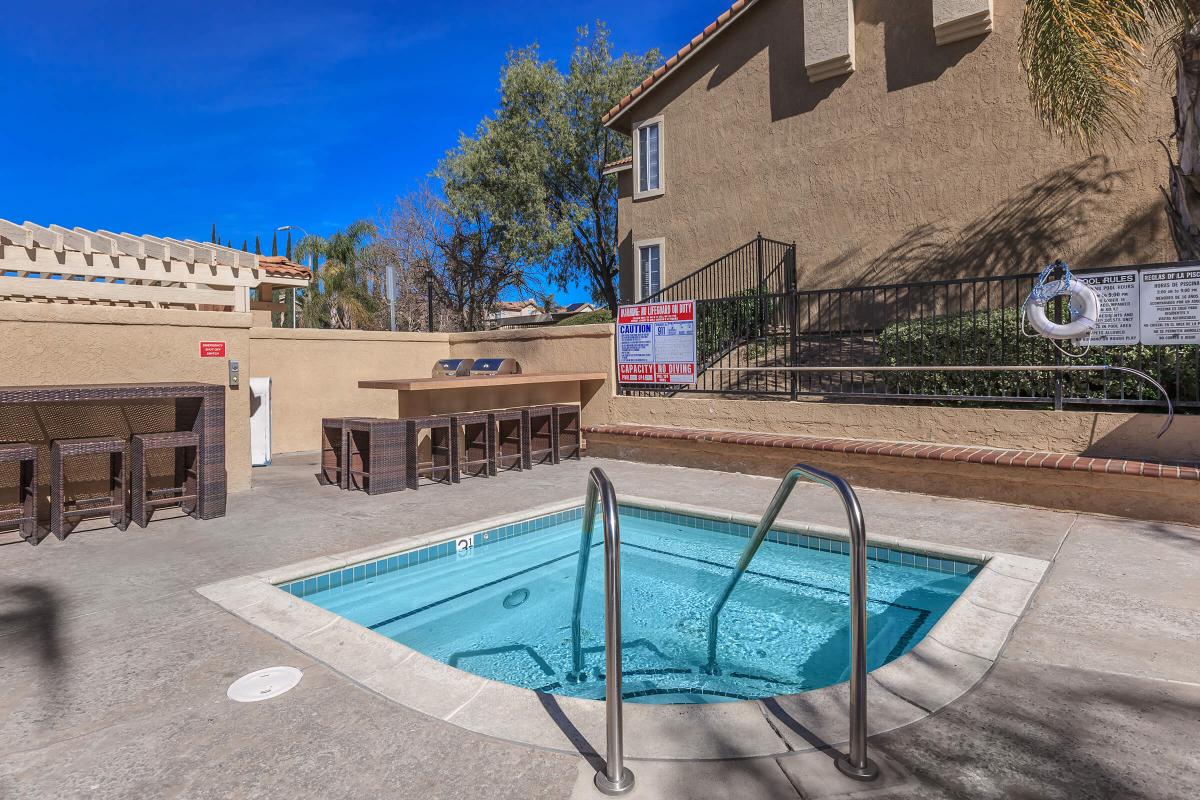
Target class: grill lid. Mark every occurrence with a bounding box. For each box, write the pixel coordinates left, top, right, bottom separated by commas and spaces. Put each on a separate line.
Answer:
433, 359, 475, 377
470, 358, 520, 375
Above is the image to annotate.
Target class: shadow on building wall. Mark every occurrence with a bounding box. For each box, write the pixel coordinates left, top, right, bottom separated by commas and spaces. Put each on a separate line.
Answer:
699, 0, 984, 122
858, 0, 981, 92
810, 156, 1161, 289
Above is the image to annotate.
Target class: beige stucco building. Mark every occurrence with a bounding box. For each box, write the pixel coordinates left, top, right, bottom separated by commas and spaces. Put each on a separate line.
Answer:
605, 0, 1173, 302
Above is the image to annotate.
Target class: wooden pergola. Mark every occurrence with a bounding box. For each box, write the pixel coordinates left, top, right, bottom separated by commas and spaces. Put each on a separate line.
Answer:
0, 218, 310, 312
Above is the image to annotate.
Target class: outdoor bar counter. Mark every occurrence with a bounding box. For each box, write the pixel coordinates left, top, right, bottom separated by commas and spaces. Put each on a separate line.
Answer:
358, 372, 608, 418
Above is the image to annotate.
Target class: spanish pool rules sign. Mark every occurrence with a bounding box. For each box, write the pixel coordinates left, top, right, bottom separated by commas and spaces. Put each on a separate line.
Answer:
617, 301, 698, 384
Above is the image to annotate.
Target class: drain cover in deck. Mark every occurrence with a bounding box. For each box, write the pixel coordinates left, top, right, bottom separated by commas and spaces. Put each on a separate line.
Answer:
227, 667, 303, 702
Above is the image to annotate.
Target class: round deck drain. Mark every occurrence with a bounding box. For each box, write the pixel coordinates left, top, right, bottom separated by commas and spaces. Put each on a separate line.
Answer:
503, 588, 530, 609
227, 667, 303, 702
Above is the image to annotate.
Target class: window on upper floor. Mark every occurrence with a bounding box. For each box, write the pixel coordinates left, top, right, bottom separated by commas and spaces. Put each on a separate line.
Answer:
635, 117, 664, 199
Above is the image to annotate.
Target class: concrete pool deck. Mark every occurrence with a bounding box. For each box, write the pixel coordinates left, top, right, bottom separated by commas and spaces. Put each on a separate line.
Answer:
1, 453, 1198, 799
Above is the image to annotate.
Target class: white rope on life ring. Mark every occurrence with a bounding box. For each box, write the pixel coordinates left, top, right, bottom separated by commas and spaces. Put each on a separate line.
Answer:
1023, 278, 1100, 340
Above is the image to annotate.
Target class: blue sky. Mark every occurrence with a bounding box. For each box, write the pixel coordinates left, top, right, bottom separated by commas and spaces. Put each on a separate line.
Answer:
0, 0, 727, 303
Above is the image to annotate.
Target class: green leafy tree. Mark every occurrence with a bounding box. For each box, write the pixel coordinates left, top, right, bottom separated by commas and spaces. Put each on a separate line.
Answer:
436, 126, 537, 330
452, 24, 659, 315
293, 220, 380, 329
1020, 1, 1200, 255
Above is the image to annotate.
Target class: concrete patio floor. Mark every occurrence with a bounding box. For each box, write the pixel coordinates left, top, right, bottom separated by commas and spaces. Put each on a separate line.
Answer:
1, 453, 1197, 800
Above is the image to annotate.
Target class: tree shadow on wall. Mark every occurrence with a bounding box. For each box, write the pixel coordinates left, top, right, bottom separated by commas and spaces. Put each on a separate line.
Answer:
817, 155, 1159, 288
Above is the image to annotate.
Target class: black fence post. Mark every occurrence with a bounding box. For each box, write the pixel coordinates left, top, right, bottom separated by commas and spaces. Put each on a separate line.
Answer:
755, 233, 765, 336
788, 242, 799, 401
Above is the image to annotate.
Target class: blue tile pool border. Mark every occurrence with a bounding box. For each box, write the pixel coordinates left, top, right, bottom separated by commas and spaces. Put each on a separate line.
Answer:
280, 503, 978, 599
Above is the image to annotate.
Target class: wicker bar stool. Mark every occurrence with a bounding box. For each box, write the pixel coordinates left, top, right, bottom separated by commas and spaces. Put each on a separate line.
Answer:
525, 405, 557, 466
345, 418, 414, 495
409, 415, 459, 486
553, 404, 582, 462
455, 411, 496, 479
318, 417, 353, 488
0, 443, 38, 542
493, 408, 529, 473
50, 436, 129, 540
131, 431, 199, 528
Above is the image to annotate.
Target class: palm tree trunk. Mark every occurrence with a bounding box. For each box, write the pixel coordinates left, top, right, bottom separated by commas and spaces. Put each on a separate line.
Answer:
1168, 21, 1200, 259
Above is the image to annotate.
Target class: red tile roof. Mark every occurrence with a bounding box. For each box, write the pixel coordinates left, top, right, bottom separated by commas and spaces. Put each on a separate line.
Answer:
602, 0, 758, 127
257, 256, 312, 281
602, 155, 633, 174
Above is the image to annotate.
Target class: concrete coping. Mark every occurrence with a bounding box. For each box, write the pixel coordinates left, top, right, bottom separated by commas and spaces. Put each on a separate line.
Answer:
197, 496, 1048, 761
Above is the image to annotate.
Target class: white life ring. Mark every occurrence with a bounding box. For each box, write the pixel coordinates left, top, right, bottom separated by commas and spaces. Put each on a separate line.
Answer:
1024, 279, 1100, 340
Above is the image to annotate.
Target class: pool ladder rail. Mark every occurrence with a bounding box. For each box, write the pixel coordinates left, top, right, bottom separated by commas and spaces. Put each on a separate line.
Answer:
570, 467, 634, 796
704, 463, 880, 782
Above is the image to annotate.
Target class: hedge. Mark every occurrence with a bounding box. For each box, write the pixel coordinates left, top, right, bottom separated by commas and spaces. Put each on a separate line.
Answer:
697, 290, 761, 362
556, 309, 613, 326
877, 306, 1198, 402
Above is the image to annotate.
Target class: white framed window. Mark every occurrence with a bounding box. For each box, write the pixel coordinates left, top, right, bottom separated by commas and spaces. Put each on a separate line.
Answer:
634, 116, 664, 199
635, 237, 664, 301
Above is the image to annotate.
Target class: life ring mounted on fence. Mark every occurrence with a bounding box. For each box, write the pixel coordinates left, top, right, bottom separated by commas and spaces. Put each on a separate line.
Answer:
1022, 262, 1100, 341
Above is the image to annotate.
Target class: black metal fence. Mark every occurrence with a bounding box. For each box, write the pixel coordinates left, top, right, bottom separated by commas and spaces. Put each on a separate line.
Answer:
623, 244, 1199, 411
642, 235, 795, 305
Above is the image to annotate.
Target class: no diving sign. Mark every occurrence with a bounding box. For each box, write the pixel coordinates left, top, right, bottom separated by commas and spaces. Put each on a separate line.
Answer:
617, 301, 697, 384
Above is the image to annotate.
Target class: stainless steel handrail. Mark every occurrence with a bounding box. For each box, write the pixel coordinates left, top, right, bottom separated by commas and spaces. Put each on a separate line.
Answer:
704, 463, 879, 781
569, 467, 634, 796
709, 364, 1176, 437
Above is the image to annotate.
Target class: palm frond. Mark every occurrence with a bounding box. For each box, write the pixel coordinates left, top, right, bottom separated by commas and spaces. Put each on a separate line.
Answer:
1020, 0, 1190, 144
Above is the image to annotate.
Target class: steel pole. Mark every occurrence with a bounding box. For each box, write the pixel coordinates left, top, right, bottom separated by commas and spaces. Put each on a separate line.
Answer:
426, 270, 435, 332
704, 464, 878, 781
571, 468, 634, 796
596, 473, 633, 796
830, 472, 878, 781
386, 262, 397, 332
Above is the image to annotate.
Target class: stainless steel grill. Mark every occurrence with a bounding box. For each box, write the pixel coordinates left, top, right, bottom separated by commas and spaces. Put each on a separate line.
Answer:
433, 359, 475, 377
470, 358, 520, 376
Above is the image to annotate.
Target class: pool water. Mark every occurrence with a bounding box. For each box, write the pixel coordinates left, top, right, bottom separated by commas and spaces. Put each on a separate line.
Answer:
287, 506, 976, 704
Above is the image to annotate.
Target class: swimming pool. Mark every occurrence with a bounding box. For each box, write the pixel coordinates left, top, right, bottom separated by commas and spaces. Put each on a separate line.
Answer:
283, 505, 977, 704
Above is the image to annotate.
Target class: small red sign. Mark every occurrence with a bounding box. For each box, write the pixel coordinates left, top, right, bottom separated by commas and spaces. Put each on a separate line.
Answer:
199, 341, 227, 358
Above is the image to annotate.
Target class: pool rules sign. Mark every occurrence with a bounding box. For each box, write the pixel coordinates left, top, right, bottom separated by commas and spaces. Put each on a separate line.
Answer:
617, 301, 698, 384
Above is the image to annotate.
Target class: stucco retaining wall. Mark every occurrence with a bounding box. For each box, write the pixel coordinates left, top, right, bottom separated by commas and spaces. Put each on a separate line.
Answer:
586, 432, 1199, 525
605, 394, 1200, 466
250, 328, 450, 455
2, 307, 1192, 506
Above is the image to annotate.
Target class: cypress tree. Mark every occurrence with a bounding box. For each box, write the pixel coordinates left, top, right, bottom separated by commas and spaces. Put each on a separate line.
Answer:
285, 231, 292, 260
241, 240, 247, 252
254, 235, 261, 255
271, 231, 278, 257
210, 223, 217, 244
